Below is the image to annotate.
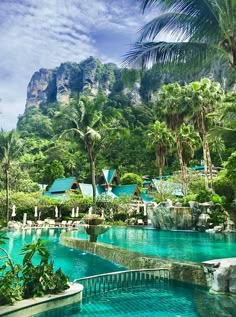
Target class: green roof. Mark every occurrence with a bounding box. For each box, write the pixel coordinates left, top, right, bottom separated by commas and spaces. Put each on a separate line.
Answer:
112, 184, 138, 197
140, 192, 153, 203
79, 183, 105, 197
190, 165, 204, 171
48, 177, 77, 193
102, 169, 116, 185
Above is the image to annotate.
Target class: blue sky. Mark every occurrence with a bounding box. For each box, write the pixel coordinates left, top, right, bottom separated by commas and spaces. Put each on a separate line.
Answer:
0, 0, 158, 130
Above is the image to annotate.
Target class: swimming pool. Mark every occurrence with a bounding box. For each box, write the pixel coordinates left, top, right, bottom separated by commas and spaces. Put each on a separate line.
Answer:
70, 226, 236, 262
4, 228, 125, 280
31, 280, 236, 317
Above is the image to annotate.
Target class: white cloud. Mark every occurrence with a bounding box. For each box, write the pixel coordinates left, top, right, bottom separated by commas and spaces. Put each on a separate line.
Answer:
0, 0, 148, 130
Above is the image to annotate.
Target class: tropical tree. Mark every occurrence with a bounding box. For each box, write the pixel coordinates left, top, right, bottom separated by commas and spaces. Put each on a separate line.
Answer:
147, 120, 174, 199
125, 0, 236, 69
179, 124, 200, 193
155, 83, 190, 195
0, 130, 24, 222
187, 79, 224, 189
59, 95, 106, 208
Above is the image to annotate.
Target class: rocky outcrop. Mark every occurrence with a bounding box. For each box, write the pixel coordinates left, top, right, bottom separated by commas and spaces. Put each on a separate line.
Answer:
26, 68, 57, 108
147, 202, 193, 230
25, 56, 236, 110
25, 57, 119, 109
203, 258, 236, 294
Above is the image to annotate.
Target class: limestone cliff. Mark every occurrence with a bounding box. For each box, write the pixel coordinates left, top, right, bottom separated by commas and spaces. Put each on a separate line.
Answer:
25, 56, 236, 110
25, 57, 119, 109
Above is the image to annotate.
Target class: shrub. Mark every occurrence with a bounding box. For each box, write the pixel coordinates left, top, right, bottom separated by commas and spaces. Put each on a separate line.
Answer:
195, 190, 212, 203
0, 235, 69, 305
120, 173, 143, 189
214, 176, 235, 204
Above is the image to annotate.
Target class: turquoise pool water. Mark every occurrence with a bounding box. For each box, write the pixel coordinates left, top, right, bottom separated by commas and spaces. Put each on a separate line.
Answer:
70, 226, 236, 262
32, 281, 236, 317
4, 228, 125, 280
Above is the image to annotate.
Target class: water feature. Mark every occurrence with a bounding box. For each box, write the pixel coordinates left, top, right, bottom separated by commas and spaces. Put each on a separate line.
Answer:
70, 226, 236, 262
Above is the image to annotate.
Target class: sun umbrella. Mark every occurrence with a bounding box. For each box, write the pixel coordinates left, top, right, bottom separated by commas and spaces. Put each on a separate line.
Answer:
71, 207, 75, 218
34, 206, 38, 218
55, 206, 59, 218
11, 205, 16, 218
75, 206, 79, 218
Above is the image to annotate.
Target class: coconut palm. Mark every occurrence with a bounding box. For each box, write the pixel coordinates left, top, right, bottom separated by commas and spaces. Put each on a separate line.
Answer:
147, 120, 174, 200
125, 0, 236, 69
0, 130, 24, 222
59, 95, 106, 208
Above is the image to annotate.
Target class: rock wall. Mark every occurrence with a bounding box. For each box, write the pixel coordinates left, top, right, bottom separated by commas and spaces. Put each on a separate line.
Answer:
147, 202, 193, 230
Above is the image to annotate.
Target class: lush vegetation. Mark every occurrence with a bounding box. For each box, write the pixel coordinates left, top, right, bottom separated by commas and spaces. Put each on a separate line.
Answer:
0, 233, 69, 305
0, 77, 235, 222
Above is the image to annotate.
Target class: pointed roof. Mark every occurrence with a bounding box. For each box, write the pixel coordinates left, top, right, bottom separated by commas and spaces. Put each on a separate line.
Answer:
48, 177, 77, 193
102, 169, 117, 185
112, 184, 138, 197
78, 183, 105, 197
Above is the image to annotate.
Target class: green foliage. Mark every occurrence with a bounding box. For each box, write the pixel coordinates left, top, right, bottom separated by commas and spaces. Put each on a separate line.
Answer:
21, 239, 69, 298
113, 212, 127, 222
0, 266, 23, 305
225, 150, 236, 188
214, 174, 235, 204
183, 193, 197, 204
211, 194, 224, 204
42, 160, 65, 186
195, 190, 212, 203
0, 237, 69, 305
120, 173, 143, 188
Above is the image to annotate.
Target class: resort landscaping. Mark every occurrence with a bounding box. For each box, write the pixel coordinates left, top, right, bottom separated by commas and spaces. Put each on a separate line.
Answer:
1, 0, 236, 316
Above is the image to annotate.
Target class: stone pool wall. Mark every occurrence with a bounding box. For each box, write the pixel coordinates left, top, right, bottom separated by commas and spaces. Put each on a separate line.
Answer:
60, 233, 207, 286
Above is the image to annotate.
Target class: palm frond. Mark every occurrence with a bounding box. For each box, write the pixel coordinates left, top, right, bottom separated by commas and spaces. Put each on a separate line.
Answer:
123, 41, 213, 68
139, 13, 195, 41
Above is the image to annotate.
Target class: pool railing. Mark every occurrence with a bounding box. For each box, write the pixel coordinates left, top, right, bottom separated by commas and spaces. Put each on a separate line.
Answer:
73, 268, 170, 298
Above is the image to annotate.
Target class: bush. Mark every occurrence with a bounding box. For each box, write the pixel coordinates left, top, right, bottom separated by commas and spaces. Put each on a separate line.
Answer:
211, 194, 224, 204
195, 190, 212, 203
120, 173, 143, 189
214, 176, 235, 204
0, 235, 69, 305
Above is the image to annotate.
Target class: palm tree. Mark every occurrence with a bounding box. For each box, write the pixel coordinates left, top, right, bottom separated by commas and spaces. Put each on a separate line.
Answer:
125, 0, 236, 69
0, 130, 24, 223
59, 95, 106, 208
156, 83, 191, 195
188, 78, 224, 189
179, 124, 200, 193
147, 120, 174, 200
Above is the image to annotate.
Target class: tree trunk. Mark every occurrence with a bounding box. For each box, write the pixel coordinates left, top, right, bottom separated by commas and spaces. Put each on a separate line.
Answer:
200, 112, 213, 190
88, 146, 96, 210
6, 168, 10, 223
176, 135, 187, 196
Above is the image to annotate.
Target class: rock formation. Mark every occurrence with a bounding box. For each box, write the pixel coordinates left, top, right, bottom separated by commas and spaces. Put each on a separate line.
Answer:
25, 56, 236, 111
25, 57, 119, 109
